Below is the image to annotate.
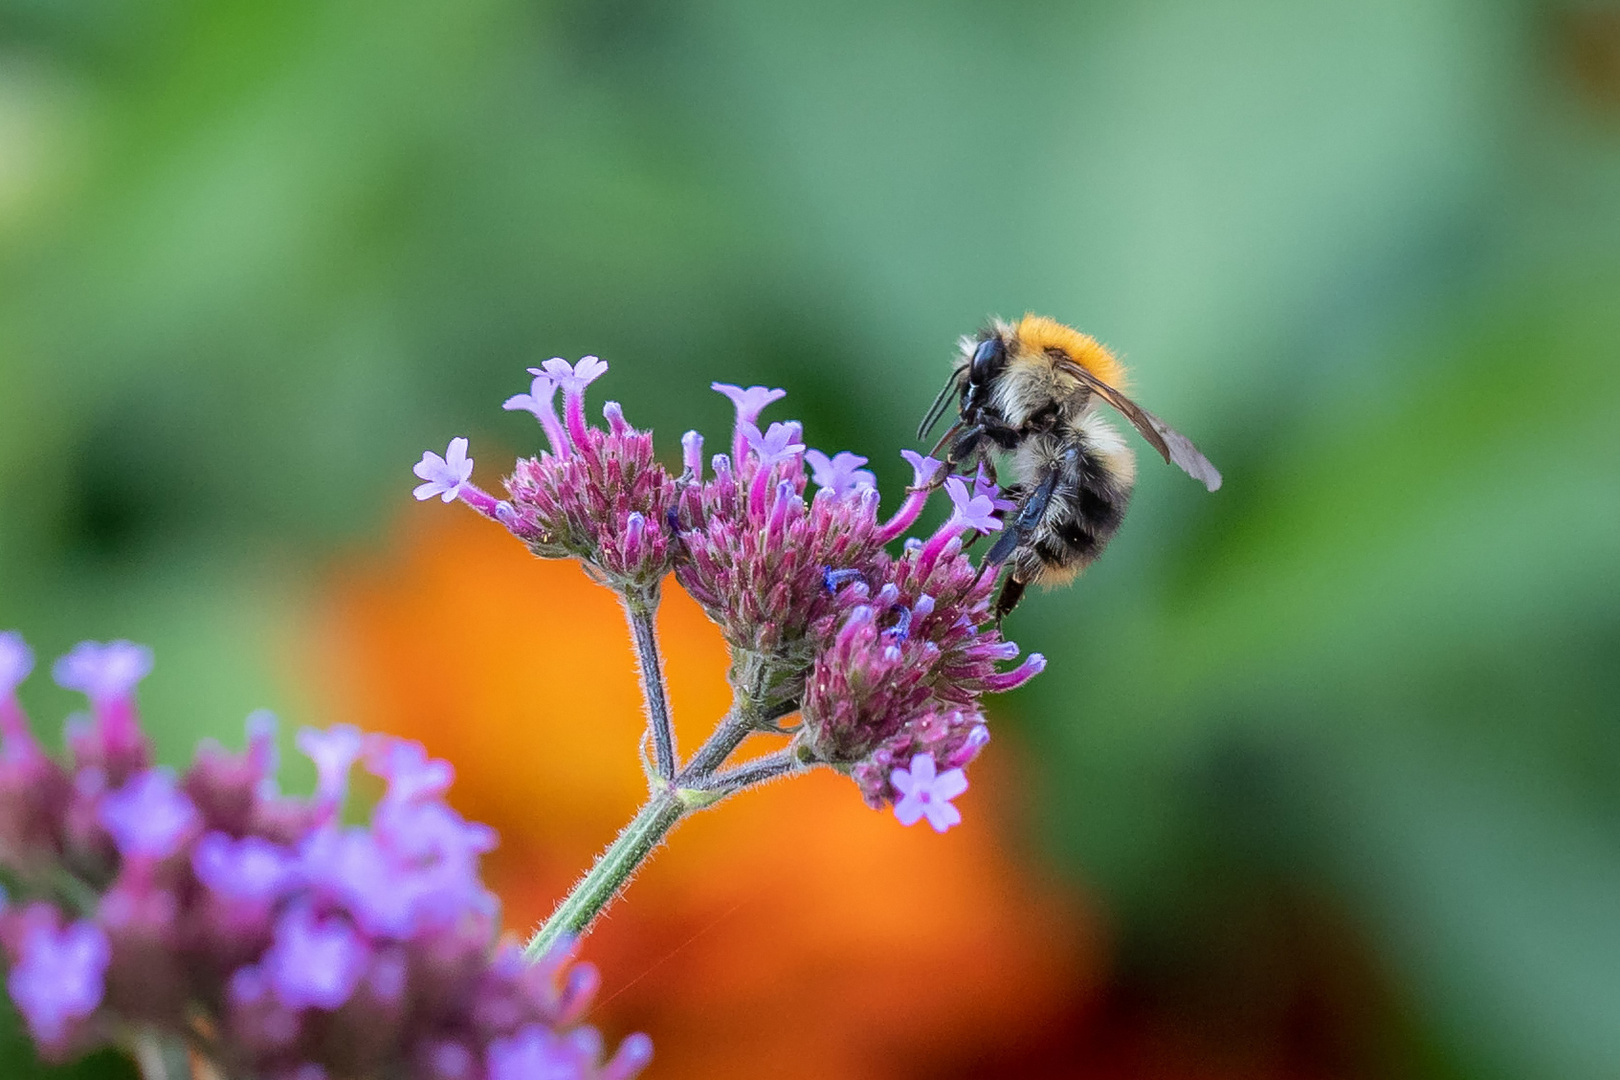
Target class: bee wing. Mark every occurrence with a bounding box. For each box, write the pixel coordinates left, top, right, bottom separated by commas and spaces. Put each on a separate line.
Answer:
1061, 362, 1223, 492
918, 366, 967, 440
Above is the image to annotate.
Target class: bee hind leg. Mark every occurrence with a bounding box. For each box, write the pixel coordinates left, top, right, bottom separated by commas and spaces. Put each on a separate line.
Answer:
992, 574, 1028, 623
985, 463, 1061, 566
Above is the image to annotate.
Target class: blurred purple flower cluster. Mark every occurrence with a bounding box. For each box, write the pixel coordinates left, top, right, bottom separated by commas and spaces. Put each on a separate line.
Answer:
414, 357, 1044, 828
0, 632, 650, 1080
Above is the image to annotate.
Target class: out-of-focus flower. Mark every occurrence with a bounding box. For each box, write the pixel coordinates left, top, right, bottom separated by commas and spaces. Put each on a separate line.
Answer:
4, 914, 110, 1055
51, 641, 153, 705
97, 768, 199, 861
296, 723, 364, 812
0, 632, 34, 698
0, 631, 651, 1079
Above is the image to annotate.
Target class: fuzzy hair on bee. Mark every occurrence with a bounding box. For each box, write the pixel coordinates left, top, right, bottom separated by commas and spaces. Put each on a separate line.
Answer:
918, 314, 1220, 620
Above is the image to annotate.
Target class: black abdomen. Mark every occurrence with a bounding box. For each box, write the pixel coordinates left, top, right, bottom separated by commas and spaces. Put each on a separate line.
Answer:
1017, 443, 1133, 584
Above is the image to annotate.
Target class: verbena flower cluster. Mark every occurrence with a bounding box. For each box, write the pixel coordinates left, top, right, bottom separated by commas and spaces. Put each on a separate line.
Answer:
413, 356, 1044, 825
0, 632, 650, 1080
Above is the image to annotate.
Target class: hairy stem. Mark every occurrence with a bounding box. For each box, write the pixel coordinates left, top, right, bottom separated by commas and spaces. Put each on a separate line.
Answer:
525, 792, 686, 960
132, 1030, 193, 1080
621, 587, 676, 782
697, 747, 807, 792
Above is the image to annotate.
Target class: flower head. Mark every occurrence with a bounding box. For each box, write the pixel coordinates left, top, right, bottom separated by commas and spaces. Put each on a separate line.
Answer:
504, 385, 679, 589
804, 450, 876, 496
890, 753, 968, 832
0, 638, 651, 1079
413, 438, 475, 503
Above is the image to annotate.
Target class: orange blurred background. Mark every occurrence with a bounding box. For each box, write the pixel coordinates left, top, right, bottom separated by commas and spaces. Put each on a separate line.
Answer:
301, 511, 1402, 1080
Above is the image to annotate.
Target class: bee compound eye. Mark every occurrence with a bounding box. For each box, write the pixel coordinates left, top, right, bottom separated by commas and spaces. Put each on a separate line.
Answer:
970, 338, 1004, 383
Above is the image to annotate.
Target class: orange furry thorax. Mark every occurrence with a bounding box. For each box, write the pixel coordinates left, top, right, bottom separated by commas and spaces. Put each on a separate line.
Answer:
1013, 313, 1128, 389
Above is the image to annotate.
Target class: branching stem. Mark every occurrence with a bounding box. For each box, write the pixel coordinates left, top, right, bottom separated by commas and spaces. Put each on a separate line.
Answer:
525, 646, 789, 955
696, 747, 807, 792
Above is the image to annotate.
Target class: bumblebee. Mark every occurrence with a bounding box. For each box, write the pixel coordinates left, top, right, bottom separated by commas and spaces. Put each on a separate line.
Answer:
918, 314, 1221, 619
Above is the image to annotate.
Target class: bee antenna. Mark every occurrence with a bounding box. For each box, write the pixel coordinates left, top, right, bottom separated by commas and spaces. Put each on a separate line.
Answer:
917, 369, 963, 440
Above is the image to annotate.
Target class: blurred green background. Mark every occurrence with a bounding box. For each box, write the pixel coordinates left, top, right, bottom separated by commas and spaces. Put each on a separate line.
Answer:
2, 0, 1618, 1076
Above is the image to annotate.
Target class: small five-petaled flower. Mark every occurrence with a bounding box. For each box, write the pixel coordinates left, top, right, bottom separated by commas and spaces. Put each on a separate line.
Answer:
890, 753, 969, 833
413, 437, 474, 503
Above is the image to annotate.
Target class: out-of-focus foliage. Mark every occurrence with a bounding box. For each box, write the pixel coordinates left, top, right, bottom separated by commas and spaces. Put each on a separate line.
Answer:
1, 0, 1617, 1076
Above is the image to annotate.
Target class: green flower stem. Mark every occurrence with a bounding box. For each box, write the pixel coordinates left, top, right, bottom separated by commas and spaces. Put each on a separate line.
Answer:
696, 747, 806, 792
524, 792, 686, 960
676, 712, 752, 781
621, 587, 676, 782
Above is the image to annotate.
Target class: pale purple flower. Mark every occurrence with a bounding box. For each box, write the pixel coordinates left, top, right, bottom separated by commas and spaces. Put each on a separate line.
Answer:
51, 641, 152, 705
413, 438, 474, 503
900, 450, 943, 489
0, 631, 32, 699
890, 753, 967, 832
874, 451, 945, 544
942, 476, 1003, 534
980, 652, 1046, 691
971, 463, 1017, 512
193, 833, 300, 905
262, 904, 370, 1011
503, 372, 568, 458
296, 725, 363, 811
740, 421, 806, 469
804, 450, 876, 496
947, 723, 991, 768
6, 919, 109, 1046
486, 1024, 579, 1080
502, 371, 556, 417
539, 356, 609, 398
363, 737, 453, 805
710, 383, 786, 428
680, 431, 704, 479
298, 827, 415, 939
98, 768, 199, 861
